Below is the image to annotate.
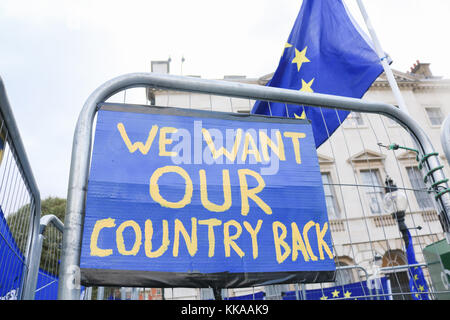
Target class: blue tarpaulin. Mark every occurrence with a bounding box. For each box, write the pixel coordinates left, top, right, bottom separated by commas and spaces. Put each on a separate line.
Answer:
0, 206, 62, 300
0, 207, 25, 300
34, 269, 59, 300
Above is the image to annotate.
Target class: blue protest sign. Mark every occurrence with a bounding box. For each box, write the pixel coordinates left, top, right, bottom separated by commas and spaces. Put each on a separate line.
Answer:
80, 104, 335, 287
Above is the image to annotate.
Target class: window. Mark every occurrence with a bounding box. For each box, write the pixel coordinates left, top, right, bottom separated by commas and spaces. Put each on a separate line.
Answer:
321, 173, 340, 219
382, 250, 412, 300
345, 112, 365, 127
335, 263, 354, 286
151, 60, 170, 74
406, 167, 434, 209
360, 169, 384, 214
334, 258, 357, 286
425, 107, 444, 126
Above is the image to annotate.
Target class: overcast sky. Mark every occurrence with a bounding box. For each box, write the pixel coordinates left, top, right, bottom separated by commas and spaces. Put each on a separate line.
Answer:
0, 0, 449, 200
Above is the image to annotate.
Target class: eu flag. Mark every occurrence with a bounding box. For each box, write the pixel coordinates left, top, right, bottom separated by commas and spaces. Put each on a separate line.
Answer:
406, 230, 430, 300
251, 0, 384, 147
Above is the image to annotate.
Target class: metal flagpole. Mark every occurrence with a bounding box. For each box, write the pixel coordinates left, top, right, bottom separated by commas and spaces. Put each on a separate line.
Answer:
356, 0, 410, 115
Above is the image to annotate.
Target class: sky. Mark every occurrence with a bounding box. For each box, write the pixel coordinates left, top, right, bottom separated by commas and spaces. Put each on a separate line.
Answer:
0, 0, 449, 200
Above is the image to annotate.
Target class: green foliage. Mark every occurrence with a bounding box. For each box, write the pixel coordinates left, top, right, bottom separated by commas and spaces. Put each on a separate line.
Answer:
5, 202, 32, 254
39, 197, 67, 275
40, 197, 66, 223
6, 197, 67, 275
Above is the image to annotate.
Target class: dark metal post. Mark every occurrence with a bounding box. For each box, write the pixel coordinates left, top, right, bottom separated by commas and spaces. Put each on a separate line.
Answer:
213, 287, 222, 300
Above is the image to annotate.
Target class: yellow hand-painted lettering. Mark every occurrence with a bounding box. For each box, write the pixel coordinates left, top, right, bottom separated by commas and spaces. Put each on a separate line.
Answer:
238, 169, 272, 216
283, 131, 306, 164
90, 218, 116, 257
149, 166, 193, 209
223, 220, 244, 258
202, 128, 242, 162
145, 219, 170, 258
173, 218, 198, 257
199, 169, 232, 212
116, 220, 142, 256
117, 122, 158, 155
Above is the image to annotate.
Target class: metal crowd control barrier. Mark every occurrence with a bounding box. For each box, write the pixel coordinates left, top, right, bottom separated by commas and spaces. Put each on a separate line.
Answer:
58, 72, 450, 300
23, 214, 63, 300
0, 76, 41, 300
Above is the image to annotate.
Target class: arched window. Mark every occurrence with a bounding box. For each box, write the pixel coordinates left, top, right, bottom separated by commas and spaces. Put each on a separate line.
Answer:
334, 256, 356, 286
382, 250, 411, 300
382, 249, 407, 267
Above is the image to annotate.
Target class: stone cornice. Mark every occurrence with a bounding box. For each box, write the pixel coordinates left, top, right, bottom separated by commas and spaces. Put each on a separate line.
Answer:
258, 69, 450, 92
370, 79, 450, 92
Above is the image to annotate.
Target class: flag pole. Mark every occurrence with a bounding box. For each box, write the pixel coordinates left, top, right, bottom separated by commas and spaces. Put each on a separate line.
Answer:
356, 0, 410, 115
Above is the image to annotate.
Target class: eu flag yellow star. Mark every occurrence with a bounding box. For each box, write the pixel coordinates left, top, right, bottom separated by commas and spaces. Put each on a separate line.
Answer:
320, 295, 328, 300
331, 289, 340, 298
294, 110, 306, 119
344, 291, 352, 298
300, 78, 315, 92
282, 42, 293, 56
291, 46, 310, 72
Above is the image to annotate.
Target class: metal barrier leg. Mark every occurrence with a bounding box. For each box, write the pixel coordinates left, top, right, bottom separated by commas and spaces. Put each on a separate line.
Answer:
22, 214, 63, 299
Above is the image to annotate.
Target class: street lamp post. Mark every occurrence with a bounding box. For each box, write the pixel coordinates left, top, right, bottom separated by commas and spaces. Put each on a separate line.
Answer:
383, 176, 409, 246
382, 176, 430, 300
382, 176, 411, 300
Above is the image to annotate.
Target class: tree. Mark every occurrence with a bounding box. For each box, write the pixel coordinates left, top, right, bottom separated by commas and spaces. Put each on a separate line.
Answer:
37, 197, 66, 276
6, 197, 66, 275
41, 197, 66, 223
